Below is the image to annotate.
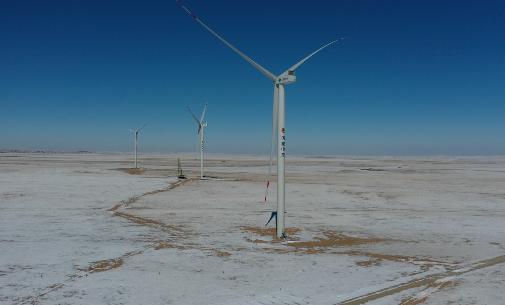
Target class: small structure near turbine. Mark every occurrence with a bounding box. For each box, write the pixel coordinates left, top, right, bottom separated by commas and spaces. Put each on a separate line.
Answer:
188, 104, 208, 180
177, 158, 186, 179
178, 1, 340, 238
128, 123, 147, 169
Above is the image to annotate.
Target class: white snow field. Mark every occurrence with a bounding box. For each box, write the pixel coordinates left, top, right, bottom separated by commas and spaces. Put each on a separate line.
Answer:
1, 153, 504, 305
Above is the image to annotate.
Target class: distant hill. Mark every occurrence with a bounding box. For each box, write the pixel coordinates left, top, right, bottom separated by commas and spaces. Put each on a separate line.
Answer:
0, 149, 93, 154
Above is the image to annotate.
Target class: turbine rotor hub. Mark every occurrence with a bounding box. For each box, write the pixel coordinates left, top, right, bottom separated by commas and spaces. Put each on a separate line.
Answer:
276, 71, 297, 85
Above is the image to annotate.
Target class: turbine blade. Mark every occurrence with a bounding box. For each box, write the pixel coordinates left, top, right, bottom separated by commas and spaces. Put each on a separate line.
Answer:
200, 103, 207, 124
187, 106, 201, 125
177, 0, 277, 81
283, 38, 343, 74
138, 123, 147, 131
198, 124, 202, 135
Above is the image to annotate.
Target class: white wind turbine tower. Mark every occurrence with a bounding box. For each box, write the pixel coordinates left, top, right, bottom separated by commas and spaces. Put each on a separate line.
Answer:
128, 123, 147, 169
188, 104, 207, 179
178, 1, 340, 238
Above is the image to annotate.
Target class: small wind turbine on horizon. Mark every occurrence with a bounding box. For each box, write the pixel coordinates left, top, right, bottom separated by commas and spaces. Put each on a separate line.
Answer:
178, 1, 341, 238
188, 104, 207, 180
128, 123, 147, 169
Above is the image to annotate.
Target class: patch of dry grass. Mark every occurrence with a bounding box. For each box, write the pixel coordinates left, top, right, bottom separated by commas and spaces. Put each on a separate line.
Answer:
115, 167, 146, 175
153, 242, 188, 250
245, 238, 269, 244
214, 250, 231, 257
347, 251, 413, 263
86, 258, 123, 273
240, 226, 301, 237
346, 250, 457, 269
398, 280, 461, 305
288, 230, 383, 249
114, 211, 187, 236
398, 296, 428, 305
356, 259, 382, 267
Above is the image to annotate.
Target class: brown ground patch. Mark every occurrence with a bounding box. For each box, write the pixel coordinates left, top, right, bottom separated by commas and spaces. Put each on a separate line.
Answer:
262, 247, 291, 254
108, 203, 123, 212
108, 178, 193, 212
114, 211, 187, 237
398, 280, 461, 305
23, 178, 195, 304
108, 196, 138, 211
288, 230, 383, 249
47, 283, 63, 289
153, 242, 233, 258
339, 256, 505, 305
356, 259, 382, 267
86, 258, 123, 273
153, 241, 188, 250
247, 238, 269, 244
399, 296, 428, 305
436, 280, 461, 290
347, 251, 414, 263
214, 250, 231, 257
144, 178, 192, 195
242, 229, 385, 255
2, 192, 25, 200
240, 226, 301, 237
346, 250, 457, 268
123, 196, 138, 205
143, 188, 168, 196
122, 168, 146, 175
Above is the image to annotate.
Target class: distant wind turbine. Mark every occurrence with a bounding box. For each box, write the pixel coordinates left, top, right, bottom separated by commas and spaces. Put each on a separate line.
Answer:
188, 104, 207, 179
128, 123, 147, 169
178, 1, 341, 238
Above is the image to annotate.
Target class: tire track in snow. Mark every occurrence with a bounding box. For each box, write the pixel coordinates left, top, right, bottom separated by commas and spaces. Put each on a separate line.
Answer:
20, 178, 193, 305
338, 255, 505, 305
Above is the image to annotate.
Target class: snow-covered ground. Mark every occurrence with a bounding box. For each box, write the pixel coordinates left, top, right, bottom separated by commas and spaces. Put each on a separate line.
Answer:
1, 153, 504, 305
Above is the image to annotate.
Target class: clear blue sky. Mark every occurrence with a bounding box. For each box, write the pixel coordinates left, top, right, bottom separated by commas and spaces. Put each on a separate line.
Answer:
1, 0, 504, 155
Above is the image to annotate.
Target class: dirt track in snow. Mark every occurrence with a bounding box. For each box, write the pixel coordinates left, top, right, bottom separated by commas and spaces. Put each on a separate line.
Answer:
339, 255, 505, 305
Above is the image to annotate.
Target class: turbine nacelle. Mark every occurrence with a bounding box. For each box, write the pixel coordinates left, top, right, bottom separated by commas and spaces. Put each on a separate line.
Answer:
197, 122, 207, 135
129, 123, 147, 135
188, 104, 208, 135
276, 71, 297, 85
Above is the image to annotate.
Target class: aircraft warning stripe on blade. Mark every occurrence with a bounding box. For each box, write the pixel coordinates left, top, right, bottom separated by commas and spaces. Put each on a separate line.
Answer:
176, 0, 277, 81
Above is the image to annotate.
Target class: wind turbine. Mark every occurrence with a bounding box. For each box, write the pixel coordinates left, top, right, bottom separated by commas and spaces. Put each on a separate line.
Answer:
177, 1, 341, 238
128, 123, 147, 169
188, 104, 207, 179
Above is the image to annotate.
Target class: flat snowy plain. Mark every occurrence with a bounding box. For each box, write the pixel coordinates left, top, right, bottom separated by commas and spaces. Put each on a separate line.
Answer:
1, 153, 504, 305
